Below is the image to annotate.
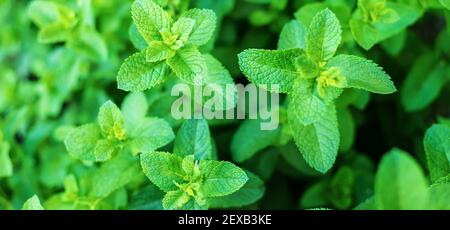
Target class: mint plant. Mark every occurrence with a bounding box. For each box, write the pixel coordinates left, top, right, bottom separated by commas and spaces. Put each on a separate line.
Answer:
140, 118, 263, 210
64, 93, 174, 162
117, 0, 217, 91
239, 9, 396, 173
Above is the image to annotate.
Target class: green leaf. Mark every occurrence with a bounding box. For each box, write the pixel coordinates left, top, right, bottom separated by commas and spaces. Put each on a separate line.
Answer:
171, 17, 196, 43
440, 0, 450, 9
354, 196, 376, 210
98, 101, 126, 139
129, 184, 164, 210
208, 171, 265, 208
140, 152, 185, 192
64, 124, 102, 162
145, 41, 174, 62
429, 183, 450, 210
199, 160, 248, 197
94, 139, 117, 162
131, 0, 170, 43
129, 23, 148, 50
400, 52, 449, 112
128, 118, 175, 154
278, 20, 307, 50
90, 152, 141, 198
117, 50, 169, 92
288, 104, 339, 173
306, 8, 342, 62
0, 140, 12, 177
167, 45, 206, 85
327, 55, 396, 94
424, 124, 450, 182
121, 92, 149, 129
337, 107, 356, 152
162, 190, 191, 210
68, 26, 108, 61
21, 195, 44, 210
201, 54, 237, 111
173, 118, 212, 160
238, 48, 302, 93
375, 149, 429, 210
289, 79, 328, 125
350, 2, 422, 50
231, 119, 280, 162
182, 9, 217, 46
300, 182, 328, 209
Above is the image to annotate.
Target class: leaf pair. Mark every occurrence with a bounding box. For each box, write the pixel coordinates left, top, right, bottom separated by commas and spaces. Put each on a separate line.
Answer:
64, 93, 174, 162
238, 9, 396, 173
117, 0, 217, 92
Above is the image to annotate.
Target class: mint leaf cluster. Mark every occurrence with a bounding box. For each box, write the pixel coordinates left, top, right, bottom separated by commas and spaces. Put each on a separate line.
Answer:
64, 93, 174, 162
27, 0, 108, 60
239, 9, 396, 173
117, 0, 217, 91
140, 118, 261, 210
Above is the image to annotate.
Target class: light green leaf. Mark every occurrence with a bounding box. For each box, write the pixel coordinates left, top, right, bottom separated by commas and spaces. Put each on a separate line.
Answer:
440, 0, 450, 9
128, 118, 175, 154
424, 124, 450, 182
199, 161, 248, 197
117, 50, 169, 92
182, 9, 217, 46
64, 124, 102, 162
173, 118, 212, 160
121, 92, 149, 129
327, 55, 396, 94
202, 54, 237, 111
167, 45, 206, 85
146, 41, 174, 62
140, 152, 185, 192
288, 104, 339, 173
400, 52, 448, 112
68, 26, 108, 61
22, 195, 44, 210
98, 101, 125, 138
350, 2, 422, 50
0, 141, 12, 177
231, 119, 280, 162
90, 152, 141, 198
129, 23, 148, 50
238, 48, 302, 93
94, 139, 117, 162
162, 190, 191, 210
429, 183, 450, 210
278, 20, 307, 50
208, 171, 265, 208
131, 0, 170, 43
289, 79, 328, 125
171, 17, 196, 43
375, 148, 429, 210
307, 8, 342, 62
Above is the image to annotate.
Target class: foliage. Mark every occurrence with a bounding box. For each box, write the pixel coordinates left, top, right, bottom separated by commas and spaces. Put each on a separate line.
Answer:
0, 0, 449, 210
